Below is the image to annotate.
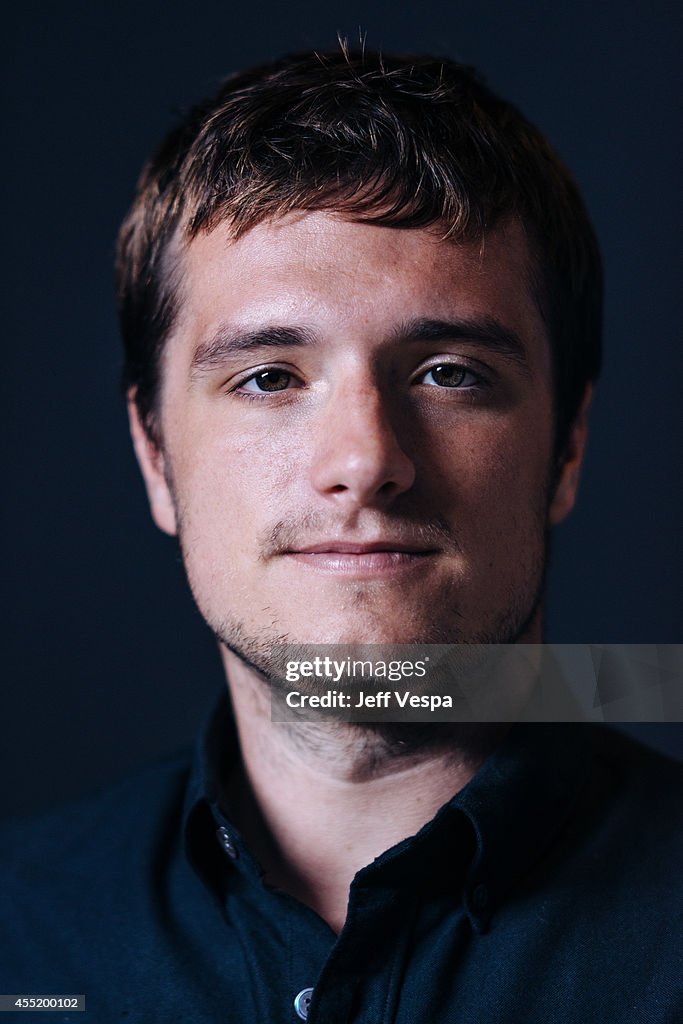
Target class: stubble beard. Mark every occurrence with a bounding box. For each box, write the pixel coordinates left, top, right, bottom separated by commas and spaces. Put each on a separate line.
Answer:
207, 565, 546, 681
170, 455, 551, 761
176, 529, 548, 764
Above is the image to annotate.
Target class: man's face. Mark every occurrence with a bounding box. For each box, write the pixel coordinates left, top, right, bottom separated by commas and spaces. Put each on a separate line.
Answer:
132, 212, 587, 662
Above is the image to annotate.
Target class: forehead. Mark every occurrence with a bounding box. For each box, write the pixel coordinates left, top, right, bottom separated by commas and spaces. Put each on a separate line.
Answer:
169, 211, 549, 372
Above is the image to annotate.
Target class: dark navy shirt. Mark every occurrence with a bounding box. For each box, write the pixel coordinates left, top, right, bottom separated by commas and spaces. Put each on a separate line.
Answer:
1, 696, 682, 1023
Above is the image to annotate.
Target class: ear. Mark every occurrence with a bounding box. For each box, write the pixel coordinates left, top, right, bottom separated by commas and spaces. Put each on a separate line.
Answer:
127, 392, 178, 536
547, 384, 593, 526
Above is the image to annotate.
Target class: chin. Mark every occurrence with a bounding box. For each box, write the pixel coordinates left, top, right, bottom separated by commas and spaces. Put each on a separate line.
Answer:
287, 618, 455, 647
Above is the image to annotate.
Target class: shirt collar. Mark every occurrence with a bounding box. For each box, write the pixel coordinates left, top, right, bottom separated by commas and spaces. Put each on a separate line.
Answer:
182, 690, 243, 894
452, 722, 592, 931
183, 691, 593, 931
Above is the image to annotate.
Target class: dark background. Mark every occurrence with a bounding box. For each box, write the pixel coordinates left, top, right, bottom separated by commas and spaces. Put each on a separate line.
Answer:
3, 1, 682, 817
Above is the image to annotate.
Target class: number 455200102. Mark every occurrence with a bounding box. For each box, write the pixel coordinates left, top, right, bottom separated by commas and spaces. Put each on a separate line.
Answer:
0, 995, 85, 1011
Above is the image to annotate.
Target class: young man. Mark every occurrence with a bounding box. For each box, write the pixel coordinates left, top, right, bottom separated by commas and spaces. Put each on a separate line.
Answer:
2, 50, 681, 1022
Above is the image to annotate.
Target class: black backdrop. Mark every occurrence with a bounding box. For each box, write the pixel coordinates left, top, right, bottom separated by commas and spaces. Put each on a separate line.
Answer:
3, 1, 682, 817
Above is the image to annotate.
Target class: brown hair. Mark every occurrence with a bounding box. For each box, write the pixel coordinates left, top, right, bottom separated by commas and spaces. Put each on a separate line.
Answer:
116, 48, 602, 453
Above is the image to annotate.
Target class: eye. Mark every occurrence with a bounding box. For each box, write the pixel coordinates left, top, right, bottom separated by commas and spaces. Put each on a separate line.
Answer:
419, 363, 479, 388
239, 368, 294, 393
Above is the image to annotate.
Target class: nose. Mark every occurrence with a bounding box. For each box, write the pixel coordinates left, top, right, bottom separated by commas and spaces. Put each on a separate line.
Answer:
309, 381, 416, 509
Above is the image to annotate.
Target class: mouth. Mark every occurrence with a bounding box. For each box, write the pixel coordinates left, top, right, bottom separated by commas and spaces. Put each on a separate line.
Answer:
283, 540, 438, 577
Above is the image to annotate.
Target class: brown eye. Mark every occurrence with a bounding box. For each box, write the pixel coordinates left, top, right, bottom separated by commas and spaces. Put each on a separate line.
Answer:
424, 364, 470, 388
243, 369, 292, 393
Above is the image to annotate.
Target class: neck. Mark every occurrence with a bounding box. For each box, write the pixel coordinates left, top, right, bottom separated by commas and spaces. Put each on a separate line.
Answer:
220, 648, 506, 933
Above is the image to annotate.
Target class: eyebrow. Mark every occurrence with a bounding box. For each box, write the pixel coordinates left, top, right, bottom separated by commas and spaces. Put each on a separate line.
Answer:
190, 325, 317, 378
391, 316, 531, 373
189, 316, 531, 379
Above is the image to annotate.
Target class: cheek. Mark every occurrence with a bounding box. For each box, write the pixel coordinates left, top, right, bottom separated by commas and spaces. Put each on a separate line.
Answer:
425, 412, 553, 539
168, 414, 301, 545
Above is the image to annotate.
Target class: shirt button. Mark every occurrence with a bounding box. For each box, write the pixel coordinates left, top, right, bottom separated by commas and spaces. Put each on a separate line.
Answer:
293, 987, 314, 1020
215, 826, 238, 859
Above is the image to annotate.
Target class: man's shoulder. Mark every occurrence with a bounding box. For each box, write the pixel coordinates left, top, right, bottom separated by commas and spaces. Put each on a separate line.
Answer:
0, 750, 193, 886
0, 751, 204, 1000
568, 726, 683, 874
589, 725, 683, 804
